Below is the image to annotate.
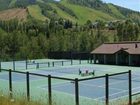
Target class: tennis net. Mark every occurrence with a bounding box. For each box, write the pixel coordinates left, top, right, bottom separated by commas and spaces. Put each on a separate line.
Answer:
38, 67, 79, 74
29, 60, 73, 69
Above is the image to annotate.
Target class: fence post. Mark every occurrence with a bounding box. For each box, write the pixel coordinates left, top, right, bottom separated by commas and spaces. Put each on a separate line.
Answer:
79, 59, 81, 64
52, 62, 54, 67
62, 61, 64, 66
75, 78, 79, 105
48, 75, 52, 105
36, 63, 39, 69
71, 59, 73, 65
105, 74, 109, 105
0, 60, 1, 72
129, 70, 132, 105
26, 59, 28, 70
9, 69, 13, 98
90, 54, 92, 64
48, 62, 50, 67
87, 59, 89, 64
13, 59, 15, 71
26, 72, 30, 101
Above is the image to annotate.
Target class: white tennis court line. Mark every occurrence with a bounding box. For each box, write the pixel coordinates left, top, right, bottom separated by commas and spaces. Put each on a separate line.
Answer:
38, 81, 140, 102
95, 90, 129, 100
79, 83, 125, 91
40, 81, 127, 98
38, 81, 73, 89
80, 78, 129, 90
95, 86, 140, 101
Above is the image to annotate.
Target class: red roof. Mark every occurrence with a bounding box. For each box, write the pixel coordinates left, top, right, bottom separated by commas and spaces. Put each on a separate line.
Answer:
91, 42, 140, 54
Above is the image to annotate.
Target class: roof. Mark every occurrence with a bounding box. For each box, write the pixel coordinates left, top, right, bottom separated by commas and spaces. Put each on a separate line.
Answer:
91, 41, 140, 54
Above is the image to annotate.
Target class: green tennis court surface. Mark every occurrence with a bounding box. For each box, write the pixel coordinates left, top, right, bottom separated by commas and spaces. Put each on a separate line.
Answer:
0, 59, 140, 105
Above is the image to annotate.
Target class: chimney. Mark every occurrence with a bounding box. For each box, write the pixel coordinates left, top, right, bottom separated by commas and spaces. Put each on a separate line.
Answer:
135, 43, 138, 48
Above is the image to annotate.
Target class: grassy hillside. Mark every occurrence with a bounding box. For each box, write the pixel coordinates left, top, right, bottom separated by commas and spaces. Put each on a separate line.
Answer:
59, 0, 116, 24
108, 4, 125, 19
49, 3, 77, 23
0, 8, 27, 21
27, 5, 48, 21
0, 0, 139, 24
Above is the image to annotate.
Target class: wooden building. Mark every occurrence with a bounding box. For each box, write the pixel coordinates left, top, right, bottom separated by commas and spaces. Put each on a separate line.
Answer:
91, 42, 140, 66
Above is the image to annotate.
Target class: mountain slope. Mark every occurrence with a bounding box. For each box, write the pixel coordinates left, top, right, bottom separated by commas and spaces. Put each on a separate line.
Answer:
59, 0, 116, 24
0, 0, 139, 24
107, 4, 125, 19
49, 3, 77, 22
67, 0, 112, 14
27, 5, 48, 21
0, 8, 28, 21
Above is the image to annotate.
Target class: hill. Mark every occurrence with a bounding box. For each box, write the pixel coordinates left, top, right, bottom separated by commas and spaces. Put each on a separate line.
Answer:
27, 5, 48, 21
0, 0, 139, 24
58, 0, 116, 24
0, 8, 28, 21
107, 4, 125, 19
44, 0, 140, 24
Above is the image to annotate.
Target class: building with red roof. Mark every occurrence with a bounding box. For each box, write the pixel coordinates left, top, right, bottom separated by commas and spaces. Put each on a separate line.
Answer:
91, 42, 140, 66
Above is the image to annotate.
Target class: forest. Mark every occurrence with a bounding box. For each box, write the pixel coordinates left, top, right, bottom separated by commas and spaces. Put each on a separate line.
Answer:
0, 18, 139, 60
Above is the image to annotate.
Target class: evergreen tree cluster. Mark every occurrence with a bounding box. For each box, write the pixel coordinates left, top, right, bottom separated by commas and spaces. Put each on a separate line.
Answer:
116, 20, 139, 41
15, 0, 36, 8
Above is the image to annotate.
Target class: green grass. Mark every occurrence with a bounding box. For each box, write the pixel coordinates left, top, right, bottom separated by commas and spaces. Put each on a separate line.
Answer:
108, 4, 125, 19
0, 93, 139, 105
0, 94, 45, 105
49, 3, 77, 23
0, 28, 6, 34
59, 0, 116, 24
27, 5, 48, 21
36, 0, 45, 3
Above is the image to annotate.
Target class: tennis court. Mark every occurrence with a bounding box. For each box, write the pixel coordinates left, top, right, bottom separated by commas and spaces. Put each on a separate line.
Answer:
39, 71, 140, 104
0, 59, 140, 105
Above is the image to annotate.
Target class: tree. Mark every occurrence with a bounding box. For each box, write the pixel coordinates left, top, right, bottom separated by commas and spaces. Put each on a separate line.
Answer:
86, 20, 93, 29
116, 19, 139, 41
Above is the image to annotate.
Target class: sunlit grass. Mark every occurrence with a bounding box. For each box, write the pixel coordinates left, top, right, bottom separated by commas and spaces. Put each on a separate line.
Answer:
60, 0, 116, 24
0, 94, 139, 105
0, 95, 43, 105
27, 5, 48, 21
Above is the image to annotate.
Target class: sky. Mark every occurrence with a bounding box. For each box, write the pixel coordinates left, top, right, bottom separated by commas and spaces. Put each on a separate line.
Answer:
102, 0, 140, 12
